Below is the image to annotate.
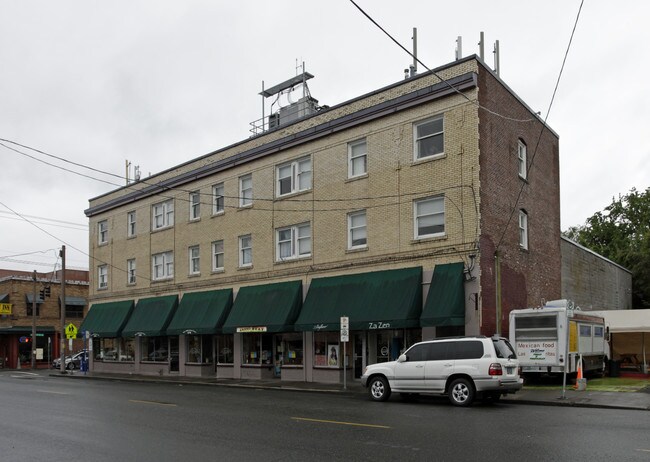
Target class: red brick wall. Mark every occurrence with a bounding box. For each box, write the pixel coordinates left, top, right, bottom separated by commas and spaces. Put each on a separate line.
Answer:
477, 64, 561, 336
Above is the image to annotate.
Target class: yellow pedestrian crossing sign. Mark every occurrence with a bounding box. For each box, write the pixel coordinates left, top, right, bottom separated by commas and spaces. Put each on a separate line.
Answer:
65, 323, 78, 339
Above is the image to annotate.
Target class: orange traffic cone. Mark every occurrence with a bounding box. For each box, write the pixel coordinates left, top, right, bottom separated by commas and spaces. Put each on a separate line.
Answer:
574, 358, 586, 390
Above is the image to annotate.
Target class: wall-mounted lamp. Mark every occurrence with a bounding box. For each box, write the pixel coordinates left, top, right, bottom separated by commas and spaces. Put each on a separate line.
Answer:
464, 254, 477, 281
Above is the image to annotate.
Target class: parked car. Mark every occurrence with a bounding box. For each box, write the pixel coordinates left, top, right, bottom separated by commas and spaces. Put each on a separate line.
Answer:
361, 336, 523, 406
52, 350, 88, 370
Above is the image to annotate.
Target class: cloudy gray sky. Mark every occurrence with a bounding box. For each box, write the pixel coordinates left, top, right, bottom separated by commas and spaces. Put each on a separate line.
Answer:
1, 0, 648, 273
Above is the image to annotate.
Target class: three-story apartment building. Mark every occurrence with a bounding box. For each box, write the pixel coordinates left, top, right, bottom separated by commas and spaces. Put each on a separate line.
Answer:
83, 55, 560, 383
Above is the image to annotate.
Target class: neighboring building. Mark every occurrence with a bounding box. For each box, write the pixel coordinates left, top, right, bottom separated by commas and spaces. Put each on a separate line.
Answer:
83, 55, 561, 383
561, 236, 633, 311
0, 270, 89, 368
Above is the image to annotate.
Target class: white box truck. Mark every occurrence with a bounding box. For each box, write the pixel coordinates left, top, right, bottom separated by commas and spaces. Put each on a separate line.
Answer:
509, 300, 607, 376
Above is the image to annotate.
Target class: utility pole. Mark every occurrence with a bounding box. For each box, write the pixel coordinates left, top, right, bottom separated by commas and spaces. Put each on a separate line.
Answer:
31, 270, 37, 369
59, 246, 66, 374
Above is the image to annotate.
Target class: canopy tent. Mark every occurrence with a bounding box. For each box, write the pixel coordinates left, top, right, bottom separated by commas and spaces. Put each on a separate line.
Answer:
590, 309, 650, 373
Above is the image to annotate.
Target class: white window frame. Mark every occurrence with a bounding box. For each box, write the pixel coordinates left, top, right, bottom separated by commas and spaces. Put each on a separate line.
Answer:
348, 139, 367, 178
276, 156, 312, 197
212, 240, 224, 272
152, 251, 174, 280
239, 175, 253, 207
152, 200, 174, 230
413, 115, 444, 160
212, 183, 225, 215
98, 220, 108, 245
518, 140, 527, 179
519, 210, 529, 250
239, 235, 252, 267
98, 265, 108, 289
127, 259, 136, 285
127, 211, 136, 237
189, 245, 200, 275
276, 223, 311, 261
189, 191, 200, 221
414, 196, 445, 239
347, 210, 367, 249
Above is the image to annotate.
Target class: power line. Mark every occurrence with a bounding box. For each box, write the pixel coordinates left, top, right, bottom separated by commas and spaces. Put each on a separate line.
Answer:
0, 211, 87, 228
495, 0, 584, 251
0, 214, 87, 231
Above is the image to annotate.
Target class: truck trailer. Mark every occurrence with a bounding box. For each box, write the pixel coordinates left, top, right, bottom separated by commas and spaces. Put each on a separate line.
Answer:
509, 300, 606, 376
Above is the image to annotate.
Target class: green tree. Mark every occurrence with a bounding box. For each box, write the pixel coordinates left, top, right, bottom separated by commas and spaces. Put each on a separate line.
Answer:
563, 187, 650, 309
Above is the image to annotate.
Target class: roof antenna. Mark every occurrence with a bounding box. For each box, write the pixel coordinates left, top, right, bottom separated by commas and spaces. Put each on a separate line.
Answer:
455, 36, 463, 61
479, 32, 485, 61
493, 40, 500, 76
405, 27, 417, 79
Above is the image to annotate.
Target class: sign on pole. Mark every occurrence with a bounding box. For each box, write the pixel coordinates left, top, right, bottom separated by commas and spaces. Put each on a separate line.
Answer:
340, 316, 349, 342
65, 323, 78, 340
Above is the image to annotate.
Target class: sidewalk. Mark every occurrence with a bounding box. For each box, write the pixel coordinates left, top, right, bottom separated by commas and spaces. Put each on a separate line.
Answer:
47, 370, 650, 411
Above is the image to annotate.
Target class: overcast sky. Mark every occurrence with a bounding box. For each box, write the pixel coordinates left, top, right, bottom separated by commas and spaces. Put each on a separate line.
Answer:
1, 0, 648, 273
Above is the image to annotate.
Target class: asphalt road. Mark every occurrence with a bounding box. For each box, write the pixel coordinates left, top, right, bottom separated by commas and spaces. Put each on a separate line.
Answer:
1, 370, 649, 462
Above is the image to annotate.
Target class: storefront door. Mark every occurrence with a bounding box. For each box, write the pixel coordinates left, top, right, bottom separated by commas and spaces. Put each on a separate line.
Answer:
169, 337, 179, 373
353, 332, 366, 379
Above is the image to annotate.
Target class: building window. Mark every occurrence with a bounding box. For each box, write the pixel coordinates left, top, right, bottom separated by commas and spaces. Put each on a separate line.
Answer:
152, 251, 174, 280
276, 156, 311, 196
239, 235, 252, 267
189, 191, 200, 221
314, 332, 342, 368
189, 246, 200, 275
187, 335, 212, 364
348, 210, 367, 249
212, 183, 225, 215
212, 240, 224, 271
98, 338, 134, 362
242, 333, 272, 365
152, 200, 174, 230
127, 211, 136, 237
277, 332, 303, 366
127, 259, 136, 285
65, 304, 84, 319
239, 174, 253, 207
414, 196, 445, 239
414, 116, 444, 160
276, 223, 311, 261
98, 265, 108, 289
519, 210, 529, 250
216, 334, 234, 364
348, 139, 367, 178
518, 139, 527, 179
98, 220, 108, 245
142, 336, 168, 362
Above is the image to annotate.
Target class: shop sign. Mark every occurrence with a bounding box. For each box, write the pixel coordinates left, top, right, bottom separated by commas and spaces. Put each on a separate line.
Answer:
516, 341, 557, 363
368, 321, 390, 330
236, 326, 267, 333
0, 303, 12, 315
313, 324, 328, 331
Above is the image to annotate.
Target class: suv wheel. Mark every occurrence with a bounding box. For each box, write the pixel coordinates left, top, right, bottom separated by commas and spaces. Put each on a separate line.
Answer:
66, 362, 75, 370
368, 376, 391, 402
448, 378, 475, 406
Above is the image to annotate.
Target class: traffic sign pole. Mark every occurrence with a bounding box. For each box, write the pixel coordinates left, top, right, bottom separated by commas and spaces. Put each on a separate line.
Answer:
340, 316, 349, 390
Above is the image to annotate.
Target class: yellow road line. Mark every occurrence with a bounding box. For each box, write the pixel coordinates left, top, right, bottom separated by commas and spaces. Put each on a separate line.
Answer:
292, 417, 390, 429
129, 399, 177, 407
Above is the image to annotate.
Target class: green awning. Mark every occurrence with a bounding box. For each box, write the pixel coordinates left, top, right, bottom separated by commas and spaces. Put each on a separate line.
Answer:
222, 281, 302, 334
80, 300, 134, 337
121, 295, 178, 337
421, 262, 466, 327
295, 267, 423, 331
166, 289, 233, 335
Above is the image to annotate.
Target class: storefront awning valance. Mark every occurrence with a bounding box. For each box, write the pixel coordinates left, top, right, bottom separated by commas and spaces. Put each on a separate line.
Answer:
295, 267, 423, 332
121, 295, 178, 337
420, 262, 465, 327
59, 296, 86, 306
222, 281, 302, 334
80, 300, 134, 338
25, 294, 44, 304
0, 326, 56, 334
166, 289, 234, 335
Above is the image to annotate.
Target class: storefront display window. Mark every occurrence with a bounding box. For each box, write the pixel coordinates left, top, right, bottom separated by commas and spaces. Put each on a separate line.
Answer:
98, 337, 134, 361
216, 335, 233, 364
242, 333, 272, 365
314, 332, 341, 368
187, 335, 212, 364
141, 336, 169, 362
276, 333, 303, 366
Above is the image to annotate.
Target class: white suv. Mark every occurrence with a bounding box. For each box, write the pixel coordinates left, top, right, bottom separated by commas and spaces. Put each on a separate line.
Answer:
361, 336, 522, 406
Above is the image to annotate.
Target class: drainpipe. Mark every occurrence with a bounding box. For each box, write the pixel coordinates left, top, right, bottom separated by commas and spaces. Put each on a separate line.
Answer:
494, 251, 501, 336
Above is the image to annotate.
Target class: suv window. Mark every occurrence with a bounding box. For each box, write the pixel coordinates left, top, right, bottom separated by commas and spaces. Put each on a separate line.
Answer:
452, 341, 484, 359
426, 342, 450, 361
405, 344, 428, 362
493, 338, 517, 359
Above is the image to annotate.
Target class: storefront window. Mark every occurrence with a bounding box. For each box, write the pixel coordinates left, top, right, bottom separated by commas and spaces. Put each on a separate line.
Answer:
98, 338, 134, 361
314, 332, 341, 368
187, 335, 213, 364
242, 333, 272, 365
276, 333, 303, 366
216, 335, 233, 364
141, 336, 169, 362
